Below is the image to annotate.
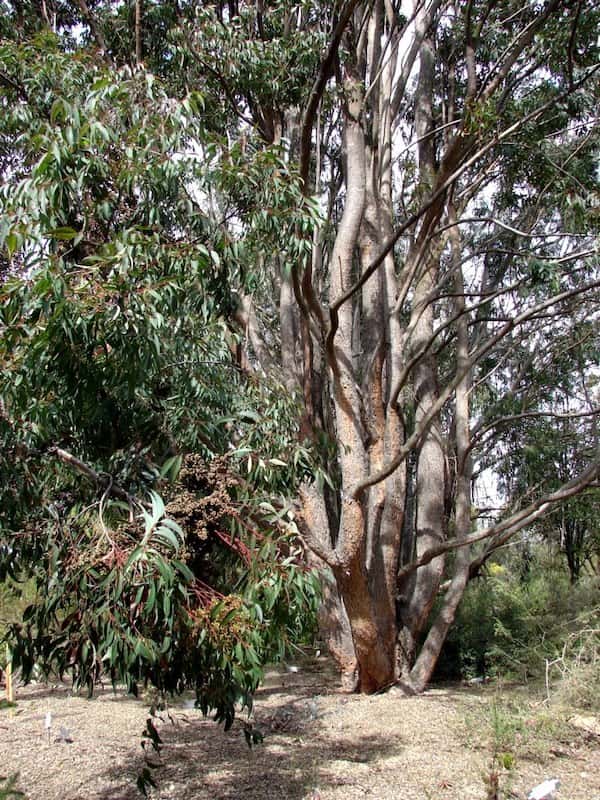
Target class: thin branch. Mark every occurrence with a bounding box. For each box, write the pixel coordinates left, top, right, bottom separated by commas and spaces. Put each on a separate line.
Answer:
397, 457, 600, 582
194, 56, 258, 131
163, 359, 240, 370
433, 216, 591, 241
389, 280, 516, 406
328, 88, 561, 322
479, 0, 561, 102
362, 0, 433, 110
567, 0, 583, 89
299, 0, 363, 189
464, 0, 477, 103
324, 62, 600, 352
393, 119, 462, 165
135, 0, 143, 66
390, 0, 444, 119
74, 0, 110, 58
0, 71, 29, 102
353, 279, 600, 496
48, 446, 133, 504
471, 408, 600, 451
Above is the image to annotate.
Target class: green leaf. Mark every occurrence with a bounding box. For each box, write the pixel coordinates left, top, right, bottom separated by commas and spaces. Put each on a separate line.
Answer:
268, 458, 287, 467
154, 525, 181, 552
172, 560, 194, 582
146, 582, 157, 615
44, 227, 79, 241
5, 232, 18, 257
149, 490, 165, 523
159, 454, 182, 481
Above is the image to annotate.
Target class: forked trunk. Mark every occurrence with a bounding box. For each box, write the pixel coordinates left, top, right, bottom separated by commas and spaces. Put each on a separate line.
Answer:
247, 0, 598, 699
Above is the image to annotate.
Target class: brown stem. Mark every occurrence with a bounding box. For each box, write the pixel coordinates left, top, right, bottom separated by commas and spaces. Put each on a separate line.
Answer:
299, 0, 363, 189
75, 0, 110, 57
48, 446, 133, 504
135, 0, 143, 66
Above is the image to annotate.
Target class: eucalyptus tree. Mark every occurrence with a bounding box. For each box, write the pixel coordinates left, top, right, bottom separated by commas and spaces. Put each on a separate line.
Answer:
498, 400, 599, 583
293, 0, 599, 692
1, 0, 599, 699
173, 0, 599, 693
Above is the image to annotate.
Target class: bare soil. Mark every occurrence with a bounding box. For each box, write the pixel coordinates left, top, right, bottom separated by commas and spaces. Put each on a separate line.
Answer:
1, 660, 598, 800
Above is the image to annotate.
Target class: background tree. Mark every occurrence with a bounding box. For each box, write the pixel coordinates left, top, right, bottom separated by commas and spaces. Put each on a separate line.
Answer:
498, 405, 599, 583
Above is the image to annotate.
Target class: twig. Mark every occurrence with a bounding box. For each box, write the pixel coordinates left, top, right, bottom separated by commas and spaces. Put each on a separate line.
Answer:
48, 446, 133, 504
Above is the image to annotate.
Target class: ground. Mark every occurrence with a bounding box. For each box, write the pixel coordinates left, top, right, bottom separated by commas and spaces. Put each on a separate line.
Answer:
1, 659, 598, 800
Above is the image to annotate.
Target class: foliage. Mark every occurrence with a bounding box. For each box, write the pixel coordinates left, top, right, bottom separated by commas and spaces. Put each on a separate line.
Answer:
547, 620, 600, 711
437, 548, 600, 681
4, 454, 319, 726
0, 27, 321, 730
0, 775, 25, 800
0, 578, 34, 646
482, 698, 520, 800
168, 4, 326, 132
0, 0, 599, 700
465, 691, 574, 800
498, 411, 600, 582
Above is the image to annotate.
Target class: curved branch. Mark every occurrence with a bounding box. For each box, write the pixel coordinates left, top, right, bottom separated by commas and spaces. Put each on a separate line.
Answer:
353, 278, 600, 497
0, 71, 29, 102
295, 483, 340, 568
323, 62, 600, 360
471, 408, 600, 452
48, 446, 133, 504
74, 0, 111, 60
478, 0, 561, 102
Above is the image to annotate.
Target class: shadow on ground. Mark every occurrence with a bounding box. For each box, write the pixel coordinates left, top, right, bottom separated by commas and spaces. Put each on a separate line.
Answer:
99, 665, 404, 800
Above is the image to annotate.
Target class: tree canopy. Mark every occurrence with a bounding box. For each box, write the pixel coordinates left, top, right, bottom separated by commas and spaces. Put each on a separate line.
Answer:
0, 13, 321, 725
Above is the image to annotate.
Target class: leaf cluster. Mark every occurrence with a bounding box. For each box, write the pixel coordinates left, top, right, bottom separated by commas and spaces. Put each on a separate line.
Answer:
0, 26, 323, 734
4, 458, 319, 724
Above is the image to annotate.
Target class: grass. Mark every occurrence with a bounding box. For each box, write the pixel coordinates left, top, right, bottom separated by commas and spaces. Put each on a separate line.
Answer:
0, 774, 25, 800
462, 681, 590, 800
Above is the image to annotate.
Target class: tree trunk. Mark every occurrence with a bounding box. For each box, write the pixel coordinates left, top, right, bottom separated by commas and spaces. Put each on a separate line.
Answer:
134, 0, 142, 66
407, 201, 472, 690
285, 0, 598, 696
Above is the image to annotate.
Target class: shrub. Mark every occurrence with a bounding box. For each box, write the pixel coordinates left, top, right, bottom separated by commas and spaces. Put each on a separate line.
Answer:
0, 775, 25, 800
435, 544, 600, 682
547, 617, 600, 710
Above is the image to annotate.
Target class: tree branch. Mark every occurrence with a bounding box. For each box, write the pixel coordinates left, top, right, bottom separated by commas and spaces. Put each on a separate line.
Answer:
353, 279, 600, 497
479, 0, 561, 102
74, 0, 110, 59
48, 446, 133, 504
397, 457, 600, 582
299, 0, 362, 189
390, 0, 444, 119
323, 62, 600, 358
470, 408, 600, 452
0, 71, 29, 102
295, 483, 340, 568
